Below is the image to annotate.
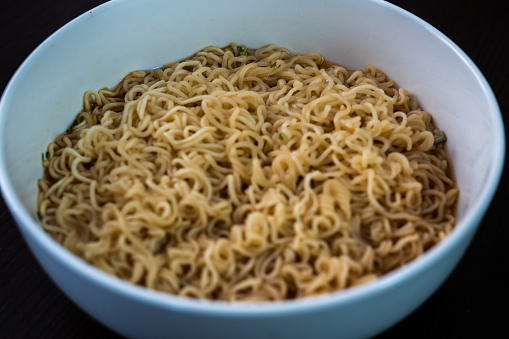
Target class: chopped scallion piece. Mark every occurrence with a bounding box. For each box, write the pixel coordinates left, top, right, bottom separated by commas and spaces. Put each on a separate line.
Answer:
66, 117, 80, 133
271, 61, 277, 68
433, 130, 447, 144
279, 133, 284, 140
36, 211, 42, 220
237, 45, 248, 56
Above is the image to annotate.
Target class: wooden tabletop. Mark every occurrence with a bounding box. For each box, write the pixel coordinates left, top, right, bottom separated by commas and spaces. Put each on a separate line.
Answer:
1, 1, 508, 338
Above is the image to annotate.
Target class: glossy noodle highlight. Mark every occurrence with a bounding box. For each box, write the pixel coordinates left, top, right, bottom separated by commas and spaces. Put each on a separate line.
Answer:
37, 43, 459, 301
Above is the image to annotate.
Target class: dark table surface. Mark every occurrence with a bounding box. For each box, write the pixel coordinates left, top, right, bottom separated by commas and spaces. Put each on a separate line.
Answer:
1, 1, 508, 338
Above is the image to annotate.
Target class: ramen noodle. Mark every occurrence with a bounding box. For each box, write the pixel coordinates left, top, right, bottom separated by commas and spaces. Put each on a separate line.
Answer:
37, 43, 459, 301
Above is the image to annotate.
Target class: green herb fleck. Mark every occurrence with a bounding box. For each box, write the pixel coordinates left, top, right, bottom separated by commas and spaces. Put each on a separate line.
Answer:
279, 133, 284, 140
66, 117, 80, 133
41, 152, 51, 161
36, 211, 43, 220
373, 259, 379, 268
237, 45, 248, 56
433, 130, 447, 144
271, 61, 277, 68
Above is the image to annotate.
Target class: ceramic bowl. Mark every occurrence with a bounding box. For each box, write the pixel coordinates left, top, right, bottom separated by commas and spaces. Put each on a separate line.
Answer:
0, 0, 504, 338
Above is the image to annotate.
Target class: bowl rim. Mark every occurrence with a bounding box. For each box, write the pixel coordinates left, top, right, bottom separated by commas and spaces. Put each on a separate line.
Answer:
0, 0, 505, 317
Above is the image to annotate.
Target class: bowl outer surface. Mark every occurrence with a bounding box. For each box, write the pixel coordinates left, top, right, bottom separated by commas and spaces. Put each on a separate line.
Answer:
0, 0, 504, 338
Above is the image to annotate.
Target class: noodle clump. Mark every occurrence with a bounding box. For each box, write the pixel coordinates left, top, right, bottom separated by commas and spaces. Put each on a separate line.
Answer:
38, 43, 458, 301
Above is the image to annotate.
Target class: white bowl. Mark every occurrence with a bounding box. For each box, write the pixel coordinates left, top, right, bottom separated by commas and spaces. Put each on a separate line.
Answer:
0, 0, 504, 338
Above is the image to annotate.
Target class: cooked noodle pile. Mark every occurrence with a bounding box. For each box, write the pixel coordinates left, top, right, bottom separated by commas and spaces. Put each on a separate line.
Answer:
38, 43, 458, 301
